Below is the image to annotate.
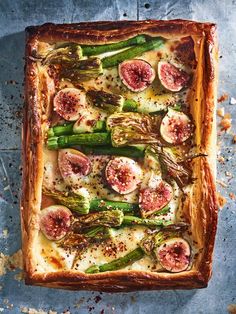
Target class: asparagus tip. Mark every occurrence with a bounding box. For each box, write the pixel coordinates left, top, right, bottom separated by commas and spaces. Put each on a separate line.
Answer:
47, 137, 59, 150
85, 265, 100, 274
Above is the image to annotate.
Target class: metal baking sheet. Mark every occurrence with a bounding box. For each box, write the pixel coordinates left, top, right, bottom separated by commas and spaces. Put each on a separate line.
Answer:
0, 0, 235, 313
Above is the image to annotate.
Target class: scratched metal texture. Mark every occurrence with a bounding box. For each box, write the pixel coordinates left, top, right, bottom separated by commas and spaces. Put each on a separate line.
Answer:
0, 0, 235, 313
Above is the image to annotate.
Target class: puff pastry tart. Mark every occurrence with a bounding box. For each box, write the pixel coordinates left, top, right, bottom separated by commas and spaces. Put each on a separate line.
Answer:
22, 20, 218, 291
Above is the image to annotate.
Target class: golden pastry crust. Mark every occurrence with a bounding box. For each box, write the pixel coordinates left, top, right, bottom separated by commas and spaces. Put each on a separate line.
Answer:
21, 19, 218, 291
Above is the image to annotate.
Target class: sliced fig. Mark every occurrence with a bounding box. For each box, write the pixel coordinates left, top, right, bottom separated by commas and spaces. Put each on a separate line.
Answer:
53, 88, 86, 121
160, 108, 193, 145
118, 59, 155, 92
39, 205, 72, 241
105, 157, 142, 194
156, 237, 191, 272
58, 148, 92, 181
158, 61, 190, 92
139, 179, 173, 217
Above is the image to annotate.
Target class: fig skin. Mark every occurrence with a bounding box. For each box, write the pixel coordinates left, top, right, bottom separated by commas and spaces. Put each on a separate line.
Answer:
156, 237, 191, 272
53, 87, 87, 121
118, 59, 155, 92
160, 108, 193, 145
58, 148, 92, 180
139, 180, 173, 217
105, 157, 142, 194
158, 61, 190, 92
39, 205, 72, 241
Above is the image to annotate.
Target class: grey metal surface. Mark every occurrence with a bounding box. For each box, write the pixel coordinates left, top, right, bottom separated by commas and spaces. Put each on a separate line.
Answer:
0, 0, 235, 313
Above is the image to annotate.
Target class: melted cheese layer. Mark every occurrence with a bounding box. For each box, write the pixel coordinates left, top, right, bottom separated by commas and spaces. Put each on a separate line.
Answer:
36, 36, 196, 273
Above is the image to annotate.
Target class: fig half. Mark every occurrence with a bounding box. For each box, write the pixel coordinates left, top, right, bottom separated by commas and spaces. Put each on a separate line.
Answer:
118, 59, 155, 92
160, 108, 193, 145
105, 157, 142, 194
139, 179, 173, 217
156, 237, 191, 272
158, 61, 190, 92
53, 88, 87, 121
40, 205, 72, 241
58, 148, 92, 182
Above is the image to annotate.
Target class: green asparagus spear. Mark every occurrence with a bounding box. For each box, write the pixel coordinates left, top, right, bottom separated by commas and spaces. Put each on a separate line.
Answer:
102, 37, 164, 68
47, 132, 111, 150
82, 35, 147, 56
60, 57, 103, 81
154, 206, 170, 216
82, 145, 145, 158
90, 199, 139, 213
44, 188, 139, 214
122, 216, 171, 227
85, 247, 145, 273
73, 210, 124, 230
47, 123, 74, 137
84, 226, 114, 240
47, 121, 106, 138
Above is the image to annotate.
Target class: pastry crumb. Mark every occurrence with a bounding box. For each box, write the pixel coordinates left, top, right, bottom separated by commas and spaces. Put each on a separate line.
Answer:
14, 271, 24, 281
216, 179, 228, 188
217, 107, 225, 117
217, 93, 228, 103
217, 192, 227, 208
233, 135, 236, 144
0, 249, 23, 277
8, 249, 23, 271
228, 304, 236, 314
229, 192, 236, 200
2, 229, 8, 238
220, 116, 232, 131
0, 253, 8, 276
217, 156, 225, 164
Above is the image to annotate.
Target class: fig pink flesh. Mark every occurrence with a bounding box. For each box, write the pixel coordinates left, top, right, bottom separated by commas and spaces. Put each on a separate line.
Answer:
139, 181, 172, 215
119, 59, 155, 92
58, 150, 92, 178
105, 157, 142, 194
158, 239, 190, 272
161, 111, 192, 144
40, 207, 71, 241
159, 62, 190, 92
54, 88, 86, 121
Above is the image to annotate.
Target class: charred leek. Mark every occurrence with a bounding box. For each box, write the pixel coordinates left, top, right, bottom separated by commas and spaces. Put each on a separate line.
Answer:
60, 57, 103, 81
87, 89, 138, 113
60, 226, 113, 250
73, 210, 124, 230
42, 44, 83, 65
106, 112, 163, 147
